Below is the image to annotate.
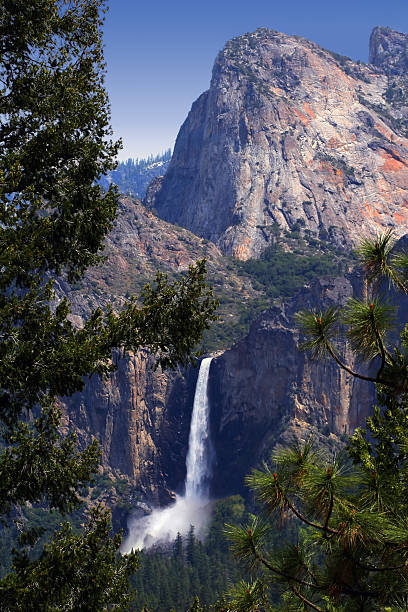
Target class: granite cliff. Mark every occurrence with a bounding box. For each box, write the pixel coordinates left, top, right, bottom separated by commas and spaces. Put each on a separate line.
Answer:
150, 27, 408, 259
369, 26, 408, 76
64, 267, 379, 505
209, 274, 375, 496
59, 195, 362, 505
60, 27, 408, 509
58, 196, 260, 504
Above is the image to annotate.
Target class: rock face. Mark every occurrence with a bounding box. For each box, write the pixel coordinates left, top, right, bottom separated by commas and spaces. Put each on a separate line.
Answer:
61, 351, 199, 505
369, 26, 408, 75
152, 27, 408, 259
56, 196, 223, 326
58, 196, 248, 504
209, 274, 376, 496
60, 190, 408, 505
64, 269, 379, 503
144, 176, 165, 210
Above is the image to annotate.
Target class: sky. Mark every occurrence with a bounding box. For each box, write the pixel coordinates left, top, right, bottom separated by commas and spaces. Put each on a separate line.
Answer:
103, 0, 408, 161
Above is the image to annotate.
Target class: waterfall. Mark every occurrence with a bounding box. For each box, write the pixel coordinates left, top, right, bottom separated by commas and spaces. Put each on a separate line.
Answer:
122, 357, 213, 551
185, 356, 213, 499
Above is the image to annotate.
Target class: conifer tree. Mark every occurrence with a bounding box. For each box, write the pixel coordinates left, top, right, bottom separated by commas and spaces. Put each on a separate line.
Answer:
173, 532, 184, 560
189, 596, 205, 611
226, 230, 408, 611
187, 525, 197, 565
0, 0, 217, 608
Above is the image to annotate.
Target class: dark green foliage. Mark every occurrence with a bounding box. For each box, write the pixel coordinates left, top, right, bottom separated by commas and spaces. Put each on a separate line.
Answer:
0, 1, 218, 608
342, 297, 395, 361
200, 233, 351, 354
237, 243, 341, 300
173, 532, 183, 560
314, 151, 357, 180
0, 0, 121, 285
0, 506, 138, 611
0, 505, 85, 579
90, 474, 117, 499
226, 425, 408, 610
355, 229, 408, 292
296, 307, 339, 359
0, 404, 99, 515
188, 597, 206, 612
200, 291, 269, 353
225, 579, 268, 612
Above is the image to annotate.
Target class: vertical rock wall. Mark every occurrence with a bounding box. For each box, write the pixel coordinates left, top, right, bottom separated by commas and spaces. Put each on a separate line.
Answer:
209, 276, 376, 496
61, 351, 199, 505
153, 27, 408, 259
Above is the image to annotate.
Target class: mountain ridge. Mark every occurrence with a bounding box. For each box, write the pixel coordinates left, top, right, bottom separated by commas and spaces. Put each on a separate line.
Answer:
150, 26, 408, 259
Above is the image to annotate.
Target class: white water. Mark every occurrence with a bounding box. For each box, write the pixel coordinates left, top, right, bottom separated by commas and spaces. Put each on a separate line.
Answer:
185, 357, 213, 499
122, 357, 213, 551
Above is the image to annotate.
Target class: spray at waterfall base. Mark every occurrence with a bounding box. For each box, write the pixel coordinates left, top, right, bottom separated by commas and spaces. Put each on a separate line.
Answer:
122, 357, 214, 551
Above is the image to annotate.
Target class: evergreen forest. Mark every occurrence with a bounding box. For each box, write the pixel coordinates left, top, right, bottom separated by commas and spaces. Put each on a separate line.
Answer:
100, 150, 172, 198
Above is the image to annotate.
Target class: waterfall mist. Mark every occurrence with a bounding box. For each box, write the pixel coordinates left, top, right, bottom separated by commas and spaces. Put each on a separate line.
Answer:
122, 357, 214, 552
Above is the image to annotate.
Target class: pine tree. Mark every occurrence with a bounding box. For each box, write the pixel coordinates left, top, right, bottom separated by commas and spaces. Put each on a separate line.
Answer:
189, 596, 205, 611
0, 1, 217, 608
173, 532, 184, 560
225, 231, 408, 611
187, 524, 197, 565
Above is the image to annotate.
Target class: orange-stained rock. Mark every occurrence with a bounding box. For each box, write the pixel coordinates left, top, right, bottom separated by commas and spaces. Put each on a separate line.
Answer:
151, 27, 408, 257
57, 196, 258, 504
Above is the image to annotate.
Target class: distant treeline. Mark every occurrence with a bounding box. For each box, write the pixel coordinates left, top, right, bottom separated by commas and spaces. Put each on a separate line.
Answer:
101, 149, 172, 198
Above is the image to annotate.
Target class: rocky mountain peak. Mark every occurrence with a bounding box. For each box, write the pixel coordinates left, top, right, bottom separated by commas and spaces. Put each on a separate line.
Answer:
369, 26, 408, 75
151, 27, 408, 260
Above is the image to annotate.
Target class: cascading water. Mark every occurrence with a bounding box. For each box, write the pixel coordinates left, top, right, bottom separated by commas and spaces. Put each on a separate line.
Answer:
122, 357, 213, 551
185, 357, 213, 499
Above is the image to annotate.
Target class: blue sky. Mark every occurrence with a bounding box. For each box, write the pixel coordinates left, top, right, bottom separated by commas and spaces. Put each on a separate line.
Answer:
103, 0, 408, 161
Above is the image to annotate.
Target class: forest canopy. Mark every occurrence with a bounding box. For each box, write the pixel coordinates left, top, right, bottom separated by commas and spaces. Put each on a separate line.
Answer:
0, 1, 217, 608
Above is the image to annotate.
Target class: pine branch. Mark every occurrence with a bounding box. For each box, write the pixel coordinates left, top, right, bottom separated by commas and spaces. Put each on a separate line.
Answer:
248, 537, 316, 590
370, 308, 388, 379
387, 265, 408, 294
345, 550, 408, 573
326, 343, 384, 384
296, 308, 389, 384
337, 582, 380, 598
274, 480, 339, 535
290, 586, 325, 612
322, 490, 334, 535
